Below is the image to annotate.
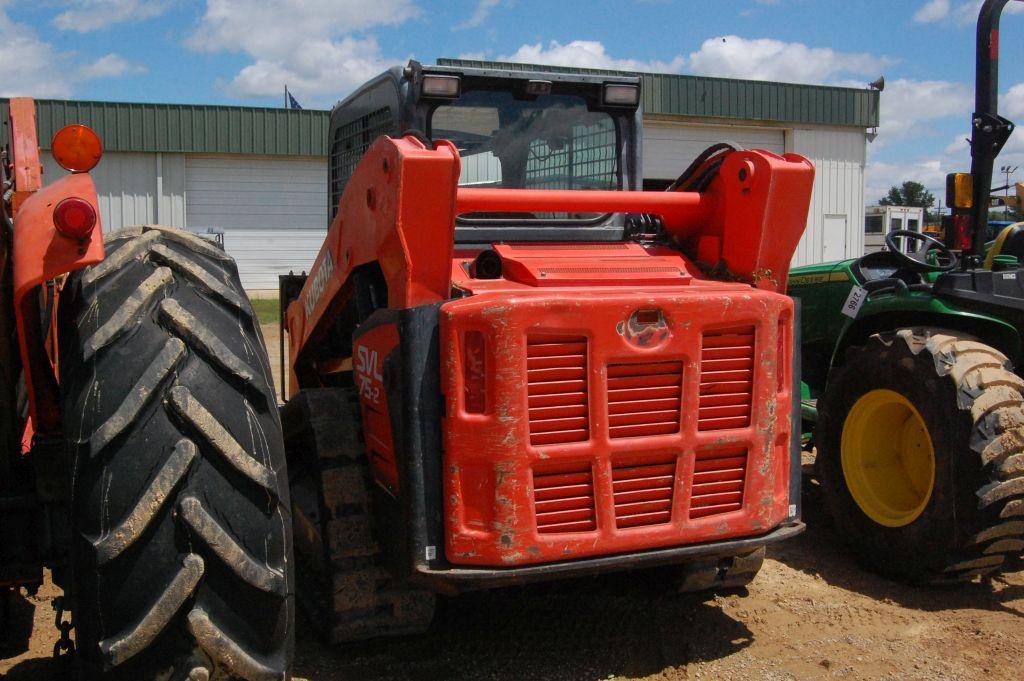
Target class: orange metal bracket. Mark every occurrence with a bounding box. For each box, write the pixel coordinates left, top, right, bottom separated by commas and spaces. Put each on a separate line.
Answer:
12, 169, 104, 435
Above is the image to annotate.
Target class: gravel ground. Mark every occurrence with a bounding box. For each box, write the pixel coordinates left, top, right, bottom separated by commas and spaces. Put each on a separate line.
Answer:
2, 324, 1021, 680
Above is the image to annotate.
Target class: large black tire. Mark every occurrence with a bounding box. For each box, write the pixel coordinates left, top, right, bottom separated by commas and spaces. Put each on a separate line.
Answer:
817, 329, 1024, 583
281, 388, 435, 644
58, 225, 293, 680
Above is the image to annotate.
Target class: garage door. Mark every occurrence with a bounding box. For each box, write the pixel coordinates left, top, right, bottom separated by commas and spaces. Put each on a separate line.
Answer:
186, 155, 328, 291
642, 122, 786, 181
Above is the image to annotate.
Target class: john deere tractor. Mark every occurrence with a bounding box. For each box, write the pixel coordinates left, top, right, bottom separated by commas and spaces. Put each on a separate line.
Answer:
790, 0, 1024, 584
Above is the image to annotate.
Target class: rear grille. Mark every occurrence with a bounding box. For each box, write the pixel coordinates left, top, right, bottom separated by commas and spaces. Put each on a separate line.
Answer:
612, 457, 677, 528
689, 447, 748, 518
527, 336, 589, 446
607, 362, 683, 439
533, 463, 597, 533
699, 326, 755, 431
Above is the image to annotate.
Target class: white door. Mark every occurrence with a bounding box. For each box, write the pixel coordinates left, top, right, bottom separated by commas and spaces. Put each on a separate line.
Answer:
185, 154, 328, 290
822, 215, 848, 262
641, 122, 786, 181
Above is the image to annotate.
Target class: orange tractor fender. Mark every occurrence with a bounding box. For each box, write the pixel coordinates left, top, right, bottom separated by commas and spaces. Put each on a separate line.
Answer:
7, 98, 105, 438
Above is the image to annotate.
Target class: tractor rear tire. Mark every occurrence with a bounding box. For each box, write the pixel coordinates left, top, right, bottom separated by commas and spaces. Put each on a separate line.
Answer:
817, 329, 1024, 583
281, 388, 435, 644
58, 225, 293, 680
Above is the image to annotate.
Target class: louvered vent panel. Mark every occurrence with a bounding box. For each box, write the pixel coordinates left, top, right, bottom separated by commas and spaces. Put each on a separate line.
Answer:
699, 326, 755, 431
612, 457, 677, 528
607, 362, 683, 439
527, 336, 589, 445
533, 463, 597, 533
689, 447, 748, 518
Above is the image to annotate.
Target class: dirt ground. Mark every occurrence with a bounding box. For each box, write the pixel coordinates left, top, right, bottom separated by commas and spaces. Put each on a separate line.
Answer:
2, 325, 1022, 680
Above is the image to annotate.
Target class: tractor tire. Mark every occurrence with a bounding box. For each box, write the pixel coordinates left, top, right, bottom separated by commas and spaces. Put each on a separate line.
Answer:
57, 225, 293, 680
817, 328, 1024, 583
281, 388, 435, 644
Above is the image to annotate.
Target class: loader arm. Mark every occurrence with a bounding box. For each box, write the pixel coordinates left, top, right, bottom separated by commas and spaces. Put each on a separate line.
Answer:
286, 133, 814, 395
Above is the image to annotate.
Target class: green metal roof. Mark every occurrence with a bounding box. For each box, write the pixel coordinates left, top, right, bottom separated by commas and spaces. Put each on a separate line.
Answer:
0, 98, 330, 156
0, 64, 875, 157
438, 58, 879, 129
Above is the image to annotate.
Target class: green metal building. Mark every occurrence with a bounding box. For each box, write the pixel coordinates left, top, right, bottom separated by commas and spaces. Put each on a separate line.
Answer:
3, 63, 878, 290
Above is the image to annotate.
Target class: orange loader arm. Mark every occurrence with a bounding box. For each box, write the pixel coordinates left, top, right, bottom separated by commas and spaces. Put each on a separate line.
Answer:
285, 134, 814, 395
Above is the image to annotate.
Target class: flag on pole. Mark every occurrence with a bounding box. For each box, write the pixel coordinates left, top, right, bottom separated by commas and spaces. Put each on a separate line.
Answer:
284, 85, 302, 110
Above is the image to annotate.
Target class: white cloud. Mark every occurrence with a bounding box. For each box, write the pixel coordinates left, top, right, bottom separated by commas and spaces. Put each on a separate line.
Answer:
187, 0, 419, 102
914, 0, 950, 23
0, 7, 139, 98
953, 0, 1024, 25
688, 35, 891, 84
1002, 82, 1024, 118
455, 0, 502, 30
188, 0, 418, 56
877, 78, 973, 141
914, 1, 1024, 25
228, 36, 393, 101
54, 0, 169, 32
77, 53, 147, 79
865, 159, 948, 206
498, 40, 686, 73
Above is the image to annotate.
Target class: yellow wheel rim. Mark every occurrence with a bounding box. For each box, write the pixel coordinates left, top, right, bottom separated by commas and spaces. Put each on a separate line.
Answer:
841, 389, 935, 528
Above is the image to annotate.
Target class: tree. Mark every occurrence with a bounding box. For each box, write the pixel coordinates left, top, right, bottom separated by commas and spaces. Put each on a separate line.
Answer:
879, 180, 937, 221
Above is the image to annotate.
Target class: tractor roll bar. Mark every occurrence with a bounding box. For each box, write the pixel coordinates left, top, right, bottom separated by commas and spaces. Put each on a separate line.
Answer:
969, 0, 1019, 259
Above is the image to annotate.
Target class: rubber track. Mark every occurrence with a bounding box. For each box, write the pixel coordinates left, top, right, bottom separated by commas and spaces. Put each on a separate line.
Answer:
282, 388, 435, 643
62, 225, 291, 680
900, 330, 1024, 581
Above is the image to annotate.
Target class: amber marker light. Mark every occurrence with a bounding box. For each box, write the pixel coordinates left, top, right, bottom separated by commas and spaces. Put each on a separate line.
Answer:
52, 124, 103, 173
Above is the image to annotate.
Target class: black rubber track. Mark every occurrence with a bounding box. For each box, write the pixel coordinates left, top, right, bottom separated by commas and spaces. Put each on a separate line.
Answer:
58, 225, 293, 680
817, 328, 1024, 584
281, 387, 435, 644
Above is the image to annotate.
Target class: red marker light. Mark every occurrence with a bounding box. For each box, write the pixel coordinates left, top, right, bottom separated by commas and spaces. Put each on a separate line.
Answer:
53, 197, 97, 240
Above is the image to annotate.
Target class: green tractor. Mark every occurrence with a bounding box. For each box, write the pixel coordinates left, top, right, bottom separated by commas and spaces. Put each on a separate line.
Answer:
790, 0, 1024, 584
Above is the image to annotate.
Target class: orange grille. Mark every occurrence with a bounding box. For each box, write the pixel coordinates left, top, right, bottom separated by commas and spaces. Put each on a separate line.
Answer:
607, 361, 683, 439
699, 326, 755, 431
612, 457, 677, 528
533, 462, 597, 533
689, 447, 747, 518
527, 336, 589, 446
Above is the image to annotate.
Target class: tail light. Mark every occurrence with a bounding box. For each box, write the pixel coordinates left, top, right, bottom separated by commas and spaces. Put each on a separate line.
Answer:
945, 214, 972, 252
53, 197, 97, 240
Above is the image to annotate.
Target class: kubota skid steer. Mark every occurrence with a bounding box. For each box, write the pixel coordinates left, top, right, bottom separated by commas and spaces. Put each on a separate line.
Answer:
280, 62, 815, 642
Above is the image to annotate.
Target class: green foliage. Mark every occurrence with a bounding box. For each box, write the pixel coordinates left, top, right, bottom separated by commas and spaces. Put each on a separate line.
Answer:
879, 181, 937, 221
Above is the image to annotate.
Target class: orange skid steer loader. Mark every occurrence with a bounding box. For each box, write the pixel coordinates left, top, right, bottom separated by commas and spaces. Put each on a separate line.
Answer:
279, 62, 815, 643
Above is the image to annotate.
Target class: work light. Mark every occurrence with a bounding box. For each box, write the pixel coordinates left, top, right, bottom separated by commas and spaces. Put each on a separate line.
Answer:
422, 75, 461, 98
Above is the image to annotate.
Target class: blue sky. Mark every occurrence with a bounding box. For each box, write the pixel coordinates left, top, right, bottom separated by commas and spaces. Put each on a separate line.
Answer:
4, 0, 1024, 204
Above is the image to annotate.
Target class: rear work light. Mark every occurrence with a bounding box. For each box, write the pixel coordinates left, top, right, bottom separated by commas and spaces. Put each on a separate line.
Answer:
603, 83, 640, 106
51, 124, 103, 173
422, 75, 461, 98
53, 197, 97, 240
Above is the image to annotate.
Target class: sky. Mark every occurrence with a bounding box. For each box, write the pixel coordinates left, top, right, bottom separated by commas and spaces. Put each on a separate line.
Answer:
4, 0, 1024, 205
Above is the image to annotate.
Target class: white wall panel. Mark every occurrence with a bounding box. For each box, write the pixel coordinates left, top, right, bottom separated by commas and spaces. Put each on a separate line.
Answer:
42, 151, 186, 233
642, 122, 785, 180
788, 127, 867, 267
185, 155, 327, 231
223, 229, 327, 291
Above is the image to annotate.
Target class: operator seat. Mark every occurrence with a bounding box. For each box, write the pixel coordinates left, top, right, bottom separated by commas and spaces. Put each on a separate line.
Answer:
985, 222, 1024, 268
